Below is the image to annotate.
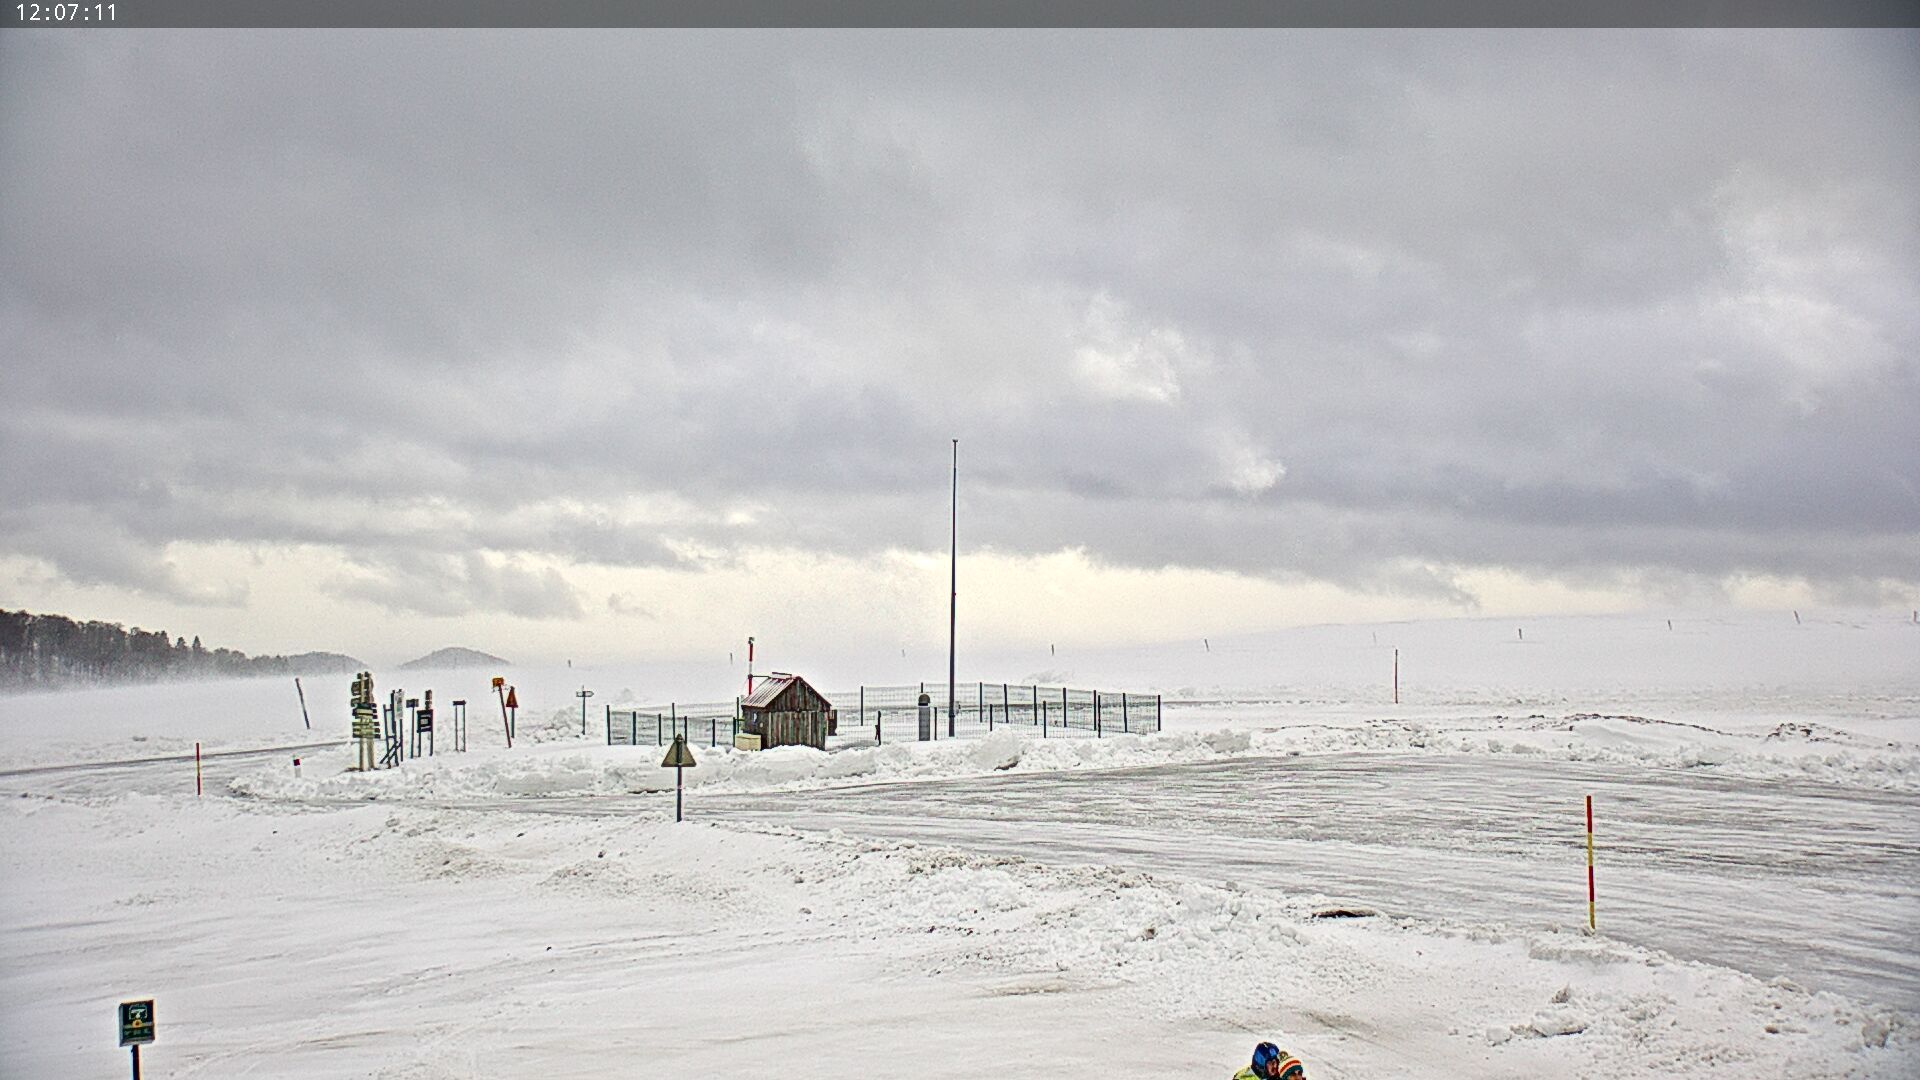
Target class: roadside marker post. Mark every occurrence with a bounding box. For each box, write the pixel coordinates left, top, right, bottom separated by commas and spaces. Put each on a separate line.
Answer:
1586, 795, 1597, 932
118, 998, 154, 1078
194, 743, 201, 797
661, 734, 697, 822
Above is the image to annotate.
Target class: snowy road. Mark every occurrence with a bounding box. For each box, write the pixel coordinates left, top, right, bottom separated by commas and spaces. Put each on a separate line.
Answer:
689, 754, 1920, 1013
9, 744, 1914, 1014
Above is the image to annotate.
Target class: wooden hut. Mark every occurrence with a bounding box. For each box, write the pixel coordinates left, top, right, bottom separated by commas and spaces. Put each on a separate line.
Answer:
739, 673, 836, 750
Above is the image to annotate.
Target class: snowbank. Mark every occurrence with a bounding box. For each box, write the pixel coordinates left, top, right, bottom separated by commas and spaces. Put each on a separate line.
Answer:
231, 727, 1260, 801
230, 706, 1920, 803
1251, 713, 1920, 792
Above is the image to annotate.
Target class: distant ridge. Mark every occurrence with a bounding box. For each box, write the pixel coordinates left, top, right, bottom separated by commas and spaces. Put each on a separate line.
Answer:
399, 646, 508, 671
280, 651, 366, 674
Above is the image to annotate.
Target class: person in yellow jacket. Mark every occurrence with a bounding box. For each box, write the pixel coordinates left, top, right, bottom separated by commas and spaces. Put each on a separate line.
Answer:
1232, 1041, 1306, 1079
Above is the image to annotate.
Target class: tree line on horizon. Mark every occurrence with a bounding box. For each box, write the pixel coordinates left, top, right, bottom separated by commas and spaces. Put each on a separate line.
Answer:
0, 608, 363, 690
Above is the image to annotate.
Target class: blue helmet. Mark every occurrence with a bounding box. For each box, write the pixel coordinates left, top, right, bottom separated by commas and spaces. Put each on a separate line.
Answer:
1253, 1043, 1304, 1079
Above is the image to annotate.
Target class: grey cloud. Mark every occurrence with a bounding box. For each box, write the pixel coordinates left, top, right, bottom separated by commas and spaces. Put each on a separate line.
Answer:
607, 593, 657, 619
0, 503, 249, 607
330, 551, 585, 620
2, 30, 1916, 610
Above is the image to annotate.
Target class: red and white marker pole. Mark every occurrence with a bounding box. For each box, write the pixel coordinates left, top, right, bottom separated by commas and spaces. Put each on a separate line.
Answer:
1585, 794, 1596, 931
194, 742, 202, 797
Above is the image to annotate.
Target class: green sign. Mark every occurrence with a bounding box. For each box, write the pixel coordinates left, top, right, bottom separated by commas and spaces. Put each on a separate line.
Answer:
119, 999, 154, 1046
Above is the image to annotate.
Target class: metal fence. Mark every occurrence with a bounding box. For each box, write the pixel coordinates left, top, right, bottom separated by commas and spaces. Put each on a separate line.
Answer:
606, 703, 742, 748
846, 682, 1162, 741
607, 681, 1160, 747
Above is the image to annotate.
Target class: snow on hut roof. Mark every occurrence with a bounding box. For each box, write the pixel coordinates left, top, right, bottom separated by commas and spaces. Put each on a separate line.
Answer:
741, 673, 799, 709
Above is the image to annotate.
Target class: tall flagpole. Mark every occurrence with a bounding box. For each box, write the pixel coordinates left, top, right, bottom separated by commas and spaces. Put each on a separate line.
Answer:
948, 438, 958, 738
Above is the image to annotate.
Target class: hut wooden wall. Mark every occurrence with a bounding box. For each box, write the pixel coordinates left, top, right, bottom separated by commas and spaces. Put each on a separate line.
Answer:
762, 710, 830, 750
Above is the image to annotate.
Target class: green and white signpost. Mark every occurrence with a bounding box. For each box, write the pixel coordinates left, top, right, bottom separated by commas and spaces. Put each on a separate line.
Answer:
118, 999, 154, 1078
661, 733, 696, 821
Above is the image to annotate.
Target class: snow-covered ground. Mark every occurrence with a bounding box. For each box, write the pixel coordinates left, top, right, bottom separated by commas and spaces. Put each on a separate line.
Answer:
1, 611, 1916, 1077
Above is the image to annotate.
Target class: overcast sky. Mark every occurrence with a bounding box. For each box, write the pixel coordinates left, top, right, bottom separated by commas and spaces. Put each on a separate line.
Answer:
2, 30, 1915, 664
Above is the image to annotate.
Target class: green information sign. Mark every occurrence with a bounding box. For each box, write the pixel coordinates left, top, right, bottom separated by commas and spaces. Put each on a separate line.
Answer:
119, 999, 154, 1046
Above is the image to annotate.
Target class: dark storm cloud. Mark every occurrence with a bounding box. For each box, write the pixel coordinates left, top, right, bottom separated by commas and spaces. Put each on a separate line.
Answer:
2, 29, 1915, 612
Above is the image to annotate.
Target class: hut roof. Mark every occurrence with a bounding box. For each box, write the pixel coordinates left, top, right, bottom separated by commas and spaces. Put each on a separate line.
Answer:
742, 673, 801, 709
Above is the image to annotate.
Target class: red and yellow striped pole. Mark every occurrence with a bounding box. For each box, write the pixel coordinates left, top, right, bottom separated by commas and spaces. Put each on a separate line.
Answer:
1585, 794, 1596, 931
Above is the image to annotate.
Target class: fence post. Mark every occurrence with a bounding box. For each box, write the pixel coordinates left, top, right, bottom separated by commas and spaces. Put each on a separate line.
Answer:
1062, 685, 1069, 730
977, 681, 983, 727
860, 686, 865, 730
1156, 694, 1162, 731
1122, 693, 1129, 733
1041, 699, 1048, 738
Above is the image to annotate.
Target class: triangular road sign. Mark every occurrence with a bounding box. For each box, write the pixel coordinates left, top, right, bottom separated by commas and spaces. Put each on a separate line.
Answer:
660, 734, 697, 768
505, 686, 519, 709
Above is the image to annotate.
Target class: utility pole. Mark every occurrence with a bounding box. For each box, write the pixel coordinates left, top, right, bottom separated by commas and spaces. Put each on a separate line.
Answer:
956, 432, 967, 734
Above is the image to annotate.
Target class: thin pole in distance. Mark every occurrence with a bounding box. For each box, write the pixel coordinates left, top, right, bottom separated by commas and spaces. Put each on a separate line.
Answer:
947, 438, 958, 739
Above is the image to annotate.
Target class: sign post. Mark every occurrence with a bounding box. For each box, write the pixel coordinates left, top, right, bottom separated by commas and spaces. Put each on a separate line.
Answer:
351, 671, 379, 771
118, 999, 154, 1079
660, 733, 697, 822
493, 677, 512, 748
416, 689, 434, 758
575, 686, 595, 737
